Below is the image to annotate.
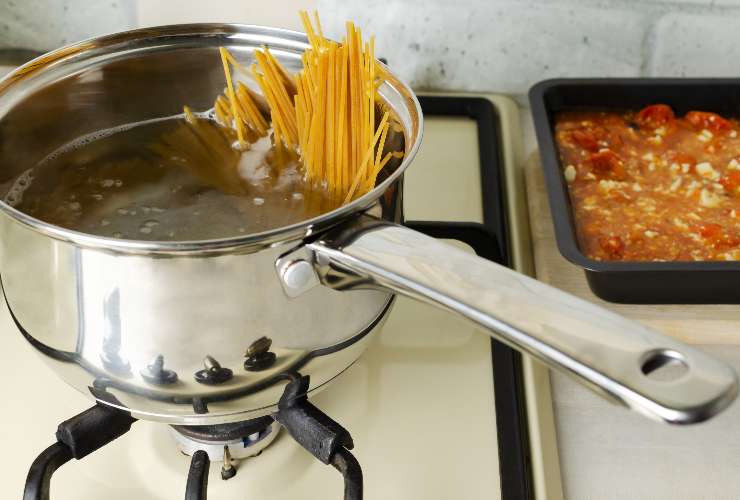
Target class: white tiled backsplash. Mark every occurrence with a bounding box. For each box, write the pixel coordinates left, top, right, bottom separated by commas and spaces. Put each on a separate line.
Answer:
2, 0, 740, 97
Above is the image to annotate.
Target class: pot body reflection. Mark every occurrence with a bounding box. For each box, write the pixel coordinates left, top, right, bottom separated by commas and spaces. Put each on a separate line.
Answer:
1, 198, 397, 424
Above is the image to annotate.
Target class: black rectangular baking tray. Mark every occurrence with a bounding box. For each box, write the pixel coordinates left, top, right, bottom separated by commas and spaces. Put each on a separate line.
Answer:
529, 78, 740, 304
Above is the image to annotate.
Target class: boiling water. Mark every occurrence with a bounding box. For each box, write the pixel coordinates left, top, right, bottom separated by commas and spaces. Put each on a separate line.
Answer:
7, 115, 341, 241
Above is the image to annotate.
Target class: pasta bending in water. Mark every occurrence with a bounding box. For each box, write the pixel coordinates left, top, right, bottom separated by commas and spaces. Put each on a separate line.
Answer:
200, 11, 403, 204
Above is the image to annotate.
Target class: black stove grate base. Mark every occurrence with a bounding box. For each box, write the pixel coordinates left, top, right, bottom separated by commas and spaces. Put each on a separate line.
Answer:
23, 405, 136, 500
24, 378, 364, 500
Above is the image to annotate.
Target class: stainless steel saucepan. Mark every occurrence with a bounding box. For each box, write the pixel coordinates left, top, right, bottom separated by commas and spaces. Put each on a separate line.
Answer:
0, 24, 735, 426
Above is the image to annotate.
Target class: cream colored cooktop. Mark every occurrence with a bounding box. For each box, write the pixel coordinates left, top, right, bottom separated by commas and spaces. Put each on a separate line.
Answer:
0, 93, 557, 499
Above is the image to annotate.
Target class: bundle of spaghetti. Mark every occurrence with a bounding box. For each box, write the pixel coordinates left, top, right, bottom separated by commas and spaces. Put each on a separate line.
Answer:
296, 12, 396, 203
211, 11, 401, 203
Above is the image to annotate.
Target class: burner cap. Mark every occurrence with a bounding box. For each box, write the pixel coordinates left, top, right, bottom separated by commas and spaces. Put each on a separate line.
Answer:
170, 416, 279, 461
172, 415, 274, 442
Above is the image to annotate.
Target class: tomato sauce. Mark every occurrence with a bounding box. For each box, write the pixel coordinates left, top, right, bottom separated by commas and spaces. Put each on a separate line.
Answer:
555, 105, 740, 261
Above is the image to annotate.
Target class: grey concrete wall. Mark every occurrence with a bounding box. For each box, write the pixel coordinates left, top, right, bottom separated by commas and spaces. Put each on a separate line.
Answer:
317, 0, 740, 96
0, 0, 136, 52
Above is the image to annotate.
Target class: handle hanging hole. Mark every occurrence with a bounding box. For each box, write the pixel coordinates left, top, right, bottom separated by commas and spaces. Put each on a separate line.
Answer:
641, 350, 689, 382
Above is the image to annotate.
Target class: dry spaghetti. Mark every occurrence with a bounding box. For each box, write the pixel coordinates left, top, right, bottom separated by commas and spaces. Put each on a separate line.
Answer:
207, 11, 402, 204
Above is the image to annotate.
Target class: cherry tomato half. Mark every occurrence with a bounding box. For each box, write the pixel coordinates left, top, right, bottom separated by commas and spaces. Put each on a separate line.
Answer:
635, 104, 675, 129
698, 223, 722, 239
685, 111, 731, 133
571, 129, 600, 151
720, 171, 740, 193
590, 149, 626, 179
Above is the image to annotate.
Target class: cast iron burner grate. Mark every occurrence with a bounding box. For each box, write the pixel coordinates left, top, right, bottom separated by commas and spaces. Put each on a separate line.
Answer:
23, 375, 362, 500
22, 96, 531, 500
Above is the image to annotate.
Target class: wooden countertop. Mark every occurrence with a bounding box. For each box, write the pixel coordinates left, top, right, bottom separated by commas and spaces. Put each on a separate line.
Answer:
524, 152, 740, 346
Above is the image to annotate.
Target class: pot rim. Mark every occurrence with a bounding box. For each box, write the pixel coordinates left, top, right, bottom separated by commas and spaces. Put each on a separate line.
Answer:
0, 23, 423, 255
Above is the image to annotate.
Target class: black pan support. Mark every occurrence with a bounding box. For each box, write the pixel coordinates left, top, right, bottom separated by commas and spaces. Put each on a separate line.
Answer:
21, 96, 531, 500
274, 375, 363, 500
183, 374, 363, 500
25, 383, 363, 500
23, 404, 137, 500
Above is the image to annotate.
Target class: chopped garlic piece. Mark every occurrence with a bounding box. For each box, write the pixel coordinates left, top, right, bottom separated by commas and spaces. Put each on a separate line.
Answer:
682, 163, 691, 173
654, 126, 667, 136
731, 130, 738, 138
670, 163, 680, 172
598, 179, 627, 191
644, 230, 658, 238
564, 164, 577, 183
700, 188, 722, 208
696, 162, 720, 181
695, 162, 713, 174
729, 159, 740, 170
642, 152, 654, 161
669, 177, 683, 192
698, 129, 714, 142
673, 218, 689, 230
632, 183, 642, 192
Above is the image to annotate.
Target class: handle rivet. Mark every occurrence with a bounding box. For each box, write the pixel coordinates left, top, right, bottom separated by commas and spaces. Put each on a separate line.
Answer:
281, 260, 316, 291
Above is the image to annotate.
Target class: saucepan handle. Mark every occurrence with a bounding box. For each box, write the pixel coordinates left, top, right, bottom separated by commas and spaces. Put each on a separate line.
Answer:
294, 217, 737, 424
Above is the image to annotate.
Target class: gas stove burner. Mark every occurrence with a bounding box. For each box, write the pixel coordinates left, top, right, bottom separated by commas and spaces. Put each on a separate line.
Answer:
170, 417, 280, 461
12, 95, 529, 500
24, 385, 363, 500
